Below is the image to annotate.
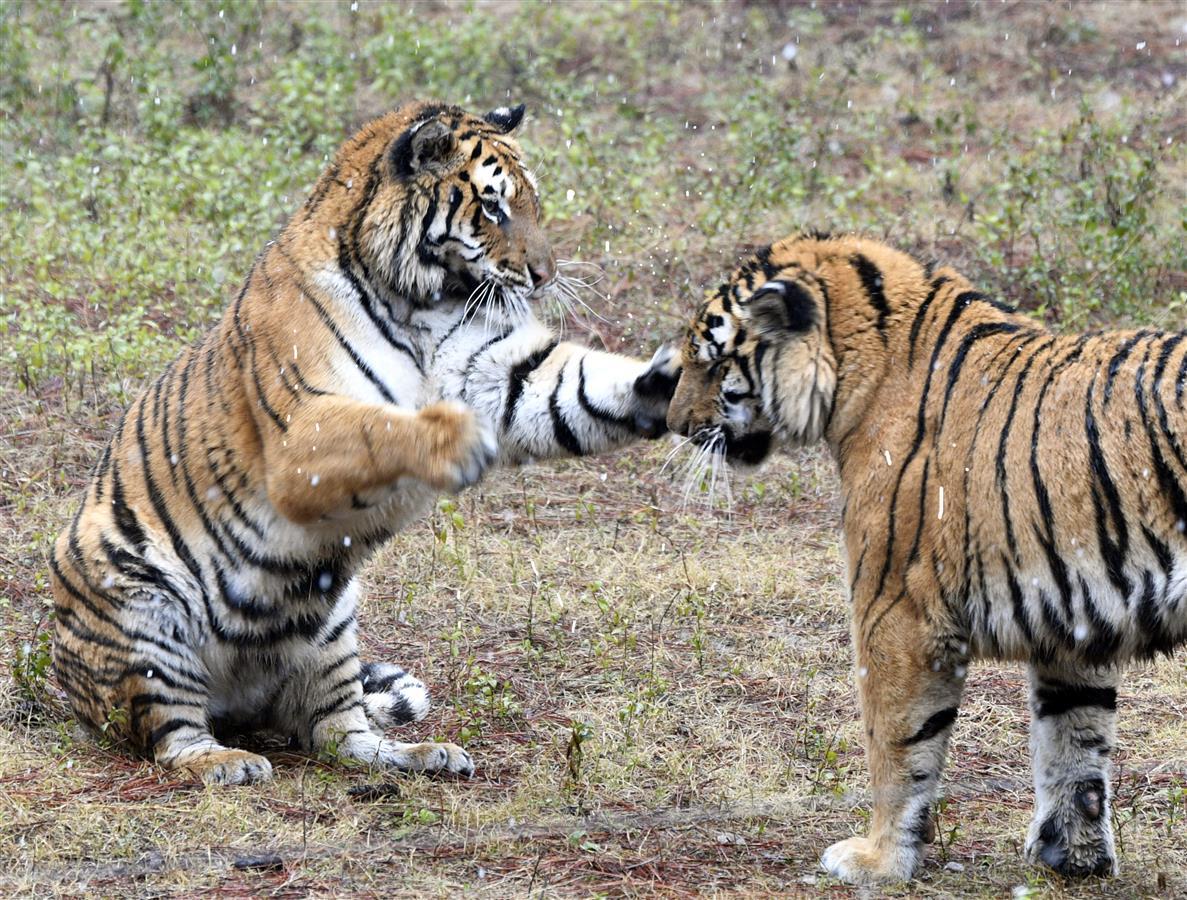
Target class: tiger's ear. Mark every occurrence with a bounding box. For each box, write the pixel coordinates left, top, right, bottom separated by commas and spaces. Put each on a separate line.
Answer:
747, 279, 817, 336
391, 118, 457, 178
483, 103, 526, 133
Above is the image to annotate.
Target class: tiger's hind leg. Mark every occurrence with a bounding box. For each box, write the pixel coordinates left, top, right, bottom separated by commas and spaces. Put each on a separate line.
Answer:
1025, 663, 1120, 877
821, 602, 969, 884
275, 597, 473, 777
359, 661, 431, 732
51, 564, 273, 787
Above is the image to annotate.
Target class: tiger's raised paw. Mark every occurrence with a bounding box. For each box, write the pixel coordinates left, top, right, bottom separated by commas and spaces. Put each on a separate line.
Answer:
821, 836, 918, 885
632, 342, 682, 437
183, 749, 274, 786
416, 401, 497, 492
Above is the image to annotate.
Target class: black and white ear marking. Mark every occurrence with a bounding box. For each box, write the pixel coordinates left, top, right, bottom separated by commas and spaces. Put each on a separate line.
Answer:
484, 103, 526, 134
747, 279, 817, 336
391, 118, 457, 178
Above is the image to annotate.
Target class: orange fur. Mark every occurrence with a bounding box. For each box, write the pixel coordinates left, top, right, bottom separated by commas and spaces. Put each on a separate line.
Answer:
667, 233, 1186, 882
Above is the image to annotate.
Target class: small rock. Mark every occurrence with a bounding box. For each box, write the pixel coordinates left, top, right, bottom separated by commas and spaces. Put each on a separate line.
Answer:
944, 860, 965, 872
232, 853, 284, 871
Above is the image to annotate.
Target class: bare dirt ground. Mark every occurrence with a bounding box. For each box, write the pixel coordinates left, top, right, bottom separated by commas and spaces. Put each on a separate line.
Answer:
2, 1, 1185, 897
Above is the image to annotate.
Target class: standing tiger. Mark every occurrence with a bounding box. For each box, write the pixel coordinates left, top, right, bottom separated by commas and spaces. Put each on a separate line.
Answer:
50, 101, 678, 786
664, 232, 1186, 883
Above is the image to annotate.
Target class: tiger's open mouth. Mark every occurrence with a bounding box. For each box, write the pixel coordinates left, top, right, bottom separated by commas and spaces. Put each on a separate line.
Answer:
692, 427, 773, 466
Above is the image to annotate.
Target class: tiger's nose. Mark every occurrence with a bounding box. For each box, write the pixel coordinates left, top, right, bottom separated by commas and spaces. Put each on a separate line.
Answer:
529, 255, 556, 288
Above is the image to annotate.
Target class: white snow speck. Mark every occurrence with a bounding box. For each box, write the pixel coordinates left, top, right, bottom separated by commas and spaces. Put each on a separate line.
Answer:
781, 42, 798, 62
206, 486, 219, 500
170, 453, 179, 465
858, 666, 868, 678
937, 485, 945, 520
932, 659, 943, 672
343, 535, 352, 547
101, 575, 116, 589
328, 227, 337, 240
1136, 41, 1147, 50
146, 669, 154, 679
1073, 624, 1089, 641
318, 572, 333, 592
566, 189, 575, 202
883, 449, 892, 466
954, 665, 967, 679
310, 474, 320, 486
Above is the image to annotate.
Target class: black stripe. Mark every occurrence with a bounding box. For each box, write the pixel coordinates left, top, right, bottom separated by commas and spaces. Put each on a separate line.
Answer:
851, 254, 890, 344
1030, 339, 1088, 620
133, 407, 209, 601
503, 342, 556, 430
1134, 342, 1187, 532
575, 357, 634, 430
939, 322, 1022, 429
901, 707, 959, 746
331, 240, 423, 371
293, 278, 397, 404
548, 361, 583, 455
1003, 561, 1037, 648
907, 276, 949, 368
1034, 680, 1116, 718
1136, 569, 1176, 657
317, 614, 356, 648
1152, 333, 1187, 473
995, 339, 1056, 562
110, 467, 148, 555
1085, 376, 1133, 598
149, 717, 204, 748
1103, 330, 1152, 404
459, 329, 514, 401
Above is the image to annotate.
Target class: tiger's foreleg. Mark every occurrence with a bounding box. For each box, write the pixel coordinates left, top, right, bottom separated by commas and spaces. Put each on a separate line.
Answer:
822, 600, 968, 884
262, 396, 496, 525
1024, 663, 1120, 877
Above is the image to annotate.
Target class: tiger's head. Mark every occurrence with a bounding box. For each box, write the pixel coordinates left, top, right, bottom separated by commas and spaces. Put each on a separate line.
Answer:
666, 242, 839, 465
299, 101, 554, 319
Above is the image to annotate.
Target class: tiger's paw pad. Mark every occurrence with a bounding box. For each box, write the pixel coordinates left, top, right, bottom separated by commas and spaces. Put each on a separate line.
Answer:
185, 749, 274, 786
1026, 783, 1116, 878
417, 402, 497, 491
821, 836, 916, 885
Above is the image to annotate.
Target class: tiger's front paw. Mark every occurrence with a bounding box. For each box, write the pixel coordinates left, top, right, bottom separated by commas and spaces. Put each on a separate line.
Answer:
632, 342, 682, 438
416, 401, 498, 492
821, 836, 919, 885
1025, 780, 1117, 877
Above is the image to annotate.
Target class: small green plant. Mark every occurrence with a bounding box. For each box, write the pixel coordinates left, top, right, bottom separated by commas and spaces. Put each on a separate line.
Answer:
11, 623, 53, 706
564, 718, 594, 795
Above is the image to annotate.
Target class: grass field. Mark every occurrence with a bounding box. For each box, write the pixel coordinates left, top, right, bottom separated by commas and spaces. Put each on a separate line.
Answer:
2, 1, 1186, 896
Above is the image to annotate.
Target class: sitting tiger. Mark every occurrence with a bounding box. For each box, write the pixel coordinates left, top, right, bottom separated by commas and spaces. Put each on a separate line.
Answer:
50, 101, 679, 786
664, 232, 1186, 883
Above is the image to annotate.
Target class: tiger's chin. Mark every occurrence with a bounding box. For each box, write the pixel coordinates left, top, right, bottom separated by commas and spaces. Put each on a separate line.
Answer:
720, 430, 773, 467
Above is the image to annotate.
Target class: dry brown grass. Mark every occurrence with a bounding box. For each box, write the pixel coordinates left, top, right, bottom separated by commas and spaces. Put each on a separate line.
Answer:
3, 1, 1185, 897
